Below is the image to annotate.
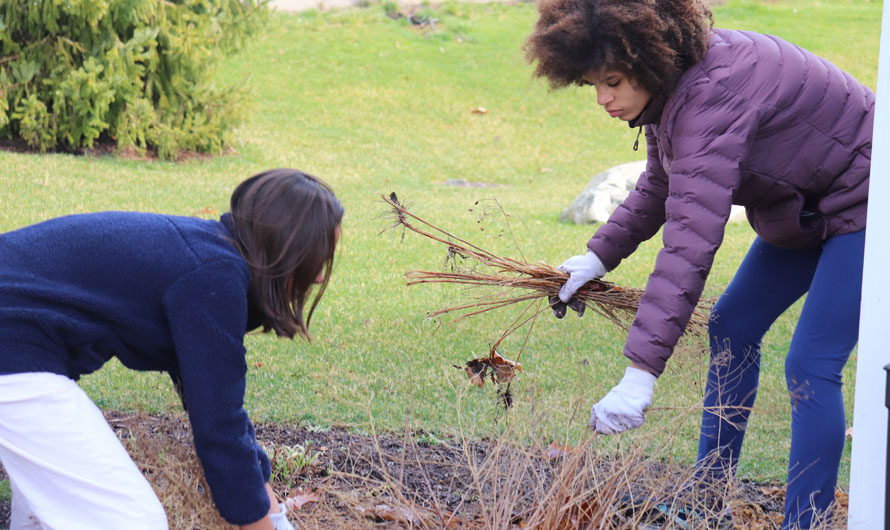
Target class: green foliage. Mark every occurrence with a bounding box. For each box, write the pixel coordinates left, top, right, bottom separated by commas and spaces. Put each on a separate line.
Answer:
0, 479, 10, 502
0, 0, 268, 159
264, 441, 323, 490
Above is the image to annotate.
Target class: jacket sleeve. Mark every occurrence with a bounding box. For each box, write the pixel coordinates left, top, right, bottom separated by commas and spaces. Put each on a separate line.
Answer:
624, 83, 756, 375
587, 127, 669, 271
162, 262, 272, 525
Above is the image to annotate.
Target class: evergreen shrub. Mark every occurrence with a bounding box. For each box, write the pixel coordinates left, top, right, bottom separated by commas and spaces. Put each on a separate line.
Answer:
0, 0, 268, 160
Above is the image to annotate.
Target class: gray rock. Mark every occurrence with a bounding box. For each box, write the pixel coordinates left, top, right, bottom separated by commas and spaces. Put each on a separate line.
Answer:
560, 160, 747, 225
442, 179, 503, 188
559, 160, 646, 225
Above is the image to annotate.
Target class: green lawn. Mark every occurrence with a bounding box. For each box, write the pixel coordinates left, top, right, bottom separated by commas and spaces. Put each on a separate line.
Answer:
0, 0, 880, 486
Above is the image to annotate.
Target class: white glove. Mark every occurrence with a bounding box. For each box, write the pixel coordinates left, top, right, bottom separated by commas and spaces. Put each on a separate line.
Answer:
270, 503, 295, 530
558, 251, 607, 302
590, 366, 656, 435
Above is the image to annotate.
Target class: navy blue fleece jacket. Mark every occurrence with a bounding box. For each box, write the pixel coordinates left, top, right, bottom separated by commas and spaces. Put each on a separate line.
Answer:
0, 212, 273, 525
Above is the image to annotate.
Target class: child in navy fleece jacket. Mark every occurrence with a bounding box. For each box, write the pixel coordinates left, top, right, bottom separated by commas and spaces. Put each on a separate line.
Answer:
0, 169, 343, 529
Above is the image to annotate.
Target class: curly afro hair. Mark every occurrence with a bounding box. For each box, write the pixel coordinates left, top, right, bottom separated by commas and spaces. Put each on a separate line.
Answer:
524, 0, 713, 98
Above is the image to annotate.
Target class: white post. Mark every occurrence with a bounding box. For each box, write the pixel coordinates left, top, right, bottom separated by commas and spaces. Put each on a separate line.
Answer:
848, 2, 890, 527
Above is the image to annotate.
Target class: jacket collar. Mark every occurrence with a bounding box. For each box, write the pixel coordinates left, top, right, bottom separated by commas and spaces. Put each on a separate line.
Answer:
219, 212, 236, 239
628, 95, 666, 128
219, 213, 265, 332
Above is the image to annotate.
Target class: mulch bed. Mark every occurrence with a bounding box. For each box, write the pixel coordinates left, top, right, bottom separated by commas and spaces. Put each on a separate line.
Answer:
0, 411, 846, 529
0, 138, 232, 162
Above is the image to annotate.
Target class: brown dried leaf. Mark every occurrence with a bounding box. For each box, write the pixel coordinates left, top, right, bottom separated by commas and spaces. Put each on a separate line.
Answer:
490, 350, 522, 383
372, 504, 420, 525
553, 496, 600, 530
470, 106, 488, 114
467, 368, 485, 387
759, 485, 784, 497
195, 206, 219, 216
455, 351, 523, 386
359, 503, 463, 529
455, 359, 487, 387
546, 440, 574, 460
285, 489, 320, 511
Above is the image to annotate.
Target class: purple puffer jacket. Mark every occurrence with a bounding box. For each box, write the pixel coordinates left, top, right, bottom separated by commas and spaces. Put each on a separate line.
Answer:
587, 28, 873, 376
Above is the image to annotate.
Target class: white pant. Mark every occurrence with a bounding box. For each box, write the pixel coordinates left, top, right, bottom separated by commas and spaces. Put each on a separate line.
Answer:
0, 373, 168, 530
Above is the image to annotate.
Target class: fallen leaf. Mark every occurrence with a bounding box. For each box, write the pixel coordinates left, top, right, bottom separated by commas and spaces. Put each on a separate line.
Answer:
553, 496, 600, 530
285, 489, 320, 511
358, 503, 461, 528
373, 504, 420, 525
195, 206, 218, 216
546, 440, 574, 460
470, 107, 488, 114
759, 485, 784, 497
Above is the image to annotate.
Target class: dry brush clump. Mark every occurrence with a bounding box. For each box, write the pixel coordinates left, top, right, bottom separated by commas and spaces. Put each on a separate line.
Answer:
380, 192, 716, 410
380, 193, 712, 362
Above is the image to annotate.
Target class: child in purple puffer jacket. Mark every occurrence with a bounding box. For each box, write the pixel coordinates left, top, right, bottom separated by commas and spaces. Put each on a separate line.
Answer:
525, 0, 871, 528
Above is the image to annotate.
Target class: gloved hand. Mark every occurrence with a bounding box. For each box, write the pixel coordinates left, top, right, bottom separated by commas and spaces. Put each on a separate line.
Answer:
270, 503, 295, 530
590, 366, 656, 435
558, 251, 607, 303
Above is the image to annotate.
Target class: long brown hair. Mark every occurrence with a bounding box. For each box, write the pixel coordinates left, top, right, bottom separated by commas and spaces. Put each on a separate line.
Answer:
230, 169, 344, 340
524, 0, 713, 99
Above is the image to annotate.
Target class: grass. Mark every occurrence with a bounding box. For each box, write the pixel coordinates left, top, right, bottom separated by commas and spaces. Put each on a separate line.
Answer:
0, 0, 880, 487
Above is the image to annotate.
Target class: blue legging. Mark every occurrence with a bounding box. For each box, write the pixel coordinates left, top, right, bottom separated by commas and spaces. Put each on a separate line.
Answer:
696, 230, 864, 529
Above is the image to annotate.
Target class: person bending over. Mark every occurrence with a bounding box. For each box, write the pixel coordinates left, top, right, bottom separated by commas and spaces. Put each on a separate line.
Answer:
525, 1, 871, 528
0, 168, 344, 530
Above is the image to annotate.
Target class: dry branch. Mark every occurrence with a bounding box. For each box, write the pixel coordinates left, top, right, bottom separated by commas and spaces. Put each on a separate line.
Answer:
381, 192, 711, 338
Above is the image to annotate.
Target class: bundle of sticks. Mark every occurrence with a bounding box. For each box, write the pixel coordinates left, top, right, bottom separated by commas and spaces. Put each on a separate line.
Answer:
381, 193, 711, 343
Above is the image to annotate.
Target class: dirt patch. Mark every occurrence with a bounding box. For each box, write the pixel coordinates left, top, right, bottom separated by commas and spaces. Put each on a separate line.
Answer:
0, 411, 846, 529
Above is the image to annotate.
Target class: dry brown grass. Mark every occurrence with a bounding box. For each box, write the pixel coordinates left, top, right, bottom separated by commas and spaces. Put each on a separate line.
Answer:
106, 407, 847, 530
110, 413, 236, 530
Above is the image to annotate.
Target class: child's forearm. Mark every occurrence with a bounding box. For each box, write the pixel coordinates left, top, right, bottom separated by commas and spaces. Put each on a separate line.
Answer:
240, 517, 274, 530
239, 483, 280, 530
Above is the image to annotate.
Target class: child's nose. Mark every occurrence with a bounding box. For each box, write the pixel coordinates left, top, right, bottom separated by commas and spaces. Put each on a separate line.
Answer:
596, 89, 612, 106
